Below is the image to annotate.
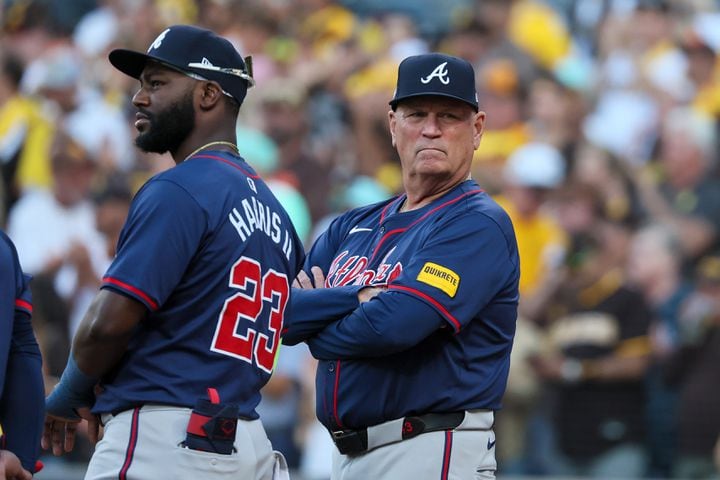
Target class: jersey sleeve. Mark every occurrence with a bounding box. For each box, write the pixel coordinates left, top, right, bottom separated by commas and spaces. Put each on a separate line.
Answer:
0, 233, 44, 472
0, 234, 32, 388
0, 234, 16, 393
389, 212, 518, 333
282, 286, 363, 345
101, 179, 207, 311
306, 290, 446, 359
1, 308, 43, 472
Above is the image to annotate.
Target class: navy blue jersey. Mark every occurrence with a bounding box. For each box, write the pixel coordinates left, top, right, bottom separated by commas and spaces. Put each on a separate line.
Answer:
0, 230, 43, 471
95, 151, 304, 418
284, 180, 519, 430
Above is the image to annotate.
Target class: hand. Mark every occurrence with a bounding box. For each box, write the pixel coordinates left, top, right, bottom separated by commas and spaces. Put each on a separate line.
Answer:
81, 405, 102, 445
42, 407, 97, 456
0, 450, 32, 480
358, 286, 386, 303
293, 266, 326, 289
86, 385, 106, 445
42, 413, 80, 456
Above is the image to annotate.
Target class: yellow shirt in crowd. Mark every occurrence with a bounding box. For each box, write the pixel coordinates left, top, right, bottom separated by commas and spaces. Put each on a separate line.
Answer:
0, 95, 53, 190
495, 195, 568, 296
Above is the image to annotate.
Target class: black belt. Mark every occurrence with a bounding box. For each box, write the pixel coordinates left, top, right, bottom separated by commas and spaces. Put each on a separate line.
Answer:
331, 411, 465, 455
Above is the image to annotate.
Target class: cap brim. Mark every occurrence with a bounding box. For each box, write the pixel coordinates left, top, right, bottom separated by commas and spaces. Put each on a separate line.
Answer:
389, 93, 478, 111
109, 48, 249, 105
109, 49, 157, 79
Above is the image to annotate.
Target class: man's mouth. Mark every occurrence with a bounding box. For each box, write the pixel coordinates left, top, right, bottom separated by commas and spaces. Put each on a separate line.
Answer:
418, 147, 445, 154
135, 112, 150, 130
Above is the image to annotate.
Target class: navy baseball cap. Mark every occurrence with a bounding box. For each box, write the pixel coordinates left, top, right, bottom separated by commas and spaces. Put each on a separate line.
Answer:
389, 53, 479, 111
109, 25, 254, 105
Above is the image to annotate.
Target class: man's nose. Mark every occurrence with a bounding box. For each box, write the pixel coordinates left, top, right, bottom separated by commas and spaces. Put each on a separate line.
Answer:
132, 88, 149, 107
421, 115, 442, 137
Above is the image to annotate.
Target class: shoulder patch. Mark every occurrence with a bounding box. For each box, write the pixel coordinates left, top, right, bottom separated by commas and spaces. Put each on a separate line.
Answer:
416, 262, 459, 298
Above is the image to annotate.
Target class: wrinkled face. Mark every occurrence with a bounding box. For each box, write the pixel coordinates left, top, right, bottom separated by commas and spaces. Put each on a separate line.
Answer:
388, 96, 484, 185
132, 62, 196, 154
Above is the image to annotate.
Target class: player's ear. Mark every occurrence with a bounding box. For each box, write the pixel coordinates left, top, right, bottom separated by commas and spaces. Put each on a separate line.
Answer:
388, 110, 397, 148
198, 81, 223, 110
473, 110, 486, 150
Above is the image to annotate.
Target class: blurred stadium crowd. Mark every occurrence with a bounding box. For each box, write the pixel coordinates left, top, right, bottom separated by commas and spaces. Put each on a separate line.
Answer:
1, 0, 719, 478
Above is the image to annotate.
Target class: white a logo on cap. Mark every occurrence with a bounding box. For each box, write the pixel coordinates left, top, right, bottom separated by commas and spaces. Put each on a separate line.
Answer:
148, 28, 170, 52
420, 62, 450, 85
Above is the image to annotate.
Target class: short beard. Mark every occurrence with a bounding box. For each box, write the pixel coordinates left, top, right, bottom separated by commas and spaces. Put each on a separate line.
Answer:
135, 88, 195, 155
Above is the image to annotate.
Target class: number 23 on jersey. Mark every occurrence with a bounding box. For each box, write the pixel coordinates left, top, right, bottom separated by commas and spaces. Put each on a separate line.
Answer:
211, 256, 289, 373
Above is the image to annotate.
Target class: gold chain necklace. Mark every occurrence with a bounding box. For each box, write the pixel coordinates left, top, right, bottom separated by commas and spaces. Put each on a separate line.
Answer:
183, 140, 239, 162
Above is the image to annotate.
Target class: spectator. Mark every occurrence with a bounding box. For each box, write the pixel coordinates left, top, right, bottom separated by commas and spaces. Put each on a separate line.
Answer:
26, 46, 134, 174
626, 223, 695, 477
471, 59, 530, 192
525, 74, 586, 160
572, 143, 643, 226
470, 1, 542, 89
492, 142, 567, 474
530, 194, 652, 478
7, 131, 107, 383
680, 19, 720, 118
496, 142, 567, 304
505, 0, 573, 72
633, 106, 720, 264
582, 0, 685, 162
65, 178, 132, 337
665, 255, 720, 479
258, 78, 330, 229
0, 49, 54, 213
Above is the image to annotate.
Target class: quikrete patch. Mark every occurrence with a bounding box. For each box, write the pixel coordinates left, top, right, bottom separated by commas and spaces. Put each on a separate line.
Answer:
417, 262, 460, 297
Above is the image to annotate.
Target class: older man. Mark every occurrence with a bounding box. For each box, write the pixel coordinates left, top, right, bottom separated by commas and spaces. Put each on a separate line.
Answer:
284, 53, 519, 479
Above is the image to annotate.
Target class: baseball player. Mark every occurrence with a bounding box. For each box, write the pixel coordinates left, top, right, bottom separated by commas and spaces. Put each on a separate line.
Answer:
283, 53, 520, 479
42, 25, 304, 480
0, 230, 44, 480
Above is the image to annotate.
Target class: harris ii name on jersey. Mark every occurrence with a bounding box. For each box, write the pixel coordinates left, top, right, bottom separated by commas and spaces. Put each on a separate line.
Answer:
228, 196, 294, 260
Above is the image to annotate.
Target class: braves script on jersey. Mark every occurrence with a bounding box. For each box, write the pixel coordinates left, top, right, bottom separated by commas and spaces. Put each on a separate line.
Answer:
284, 179, 519, 431
95, 151, 304, 418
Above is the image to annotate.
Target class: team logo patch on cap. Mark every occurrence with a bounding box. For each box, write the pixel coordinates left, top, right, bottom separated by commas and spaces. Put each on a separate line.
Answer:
420, 62, 450, 85
149, 28, 170, 52
417, 262, 459, 298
